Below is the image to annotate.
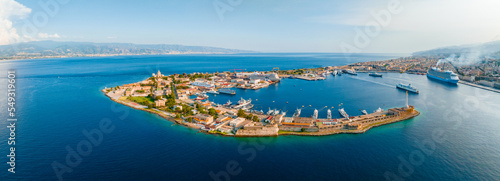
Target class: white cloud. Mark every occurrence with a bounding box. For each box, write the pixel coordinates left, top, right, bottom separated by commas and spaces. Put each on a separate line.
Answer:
0, 0, 32, 45
38, 33, 60, 39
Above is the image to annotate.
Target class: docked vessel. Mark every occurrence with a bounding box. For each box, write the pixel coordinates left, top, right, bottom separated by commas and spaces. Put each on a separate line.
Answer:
206, 90, 219, 94
292, 108, 301, 118
338, 108, 349, 118
233, 98, 252, 109
218, 88, 236, 95
369, 72, 382, 77
312, 109, 318, 119
361, 110, 368, 115
375, 107, 383, 113
224, 100, 232, 106
427, 67, 459, 84
332, 70, 338, 76
396, 83, 419, 94
327, 109, 332, 120
345, 69, 357, 75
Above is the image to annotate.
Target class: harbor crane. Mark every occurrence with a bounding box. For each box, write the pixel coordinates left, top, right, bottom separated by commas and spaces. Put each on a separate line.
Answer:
232, 69, 246, 78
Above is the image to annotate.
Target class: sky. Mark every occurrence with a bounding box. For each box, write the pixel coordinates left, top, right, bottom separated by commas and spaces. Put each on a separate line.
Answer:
1, 0, 500, 53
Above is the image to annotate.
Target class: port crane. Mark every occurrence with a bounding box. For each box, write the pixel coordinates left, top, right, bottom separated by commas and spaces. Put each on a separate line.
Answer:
232, 69, 246, 78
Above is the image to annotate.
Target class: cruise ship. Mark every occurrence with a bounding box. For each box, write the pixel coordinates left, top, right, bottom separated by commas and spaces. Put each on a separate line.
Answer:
427, 67, 459, 84
396, 83, 419, 94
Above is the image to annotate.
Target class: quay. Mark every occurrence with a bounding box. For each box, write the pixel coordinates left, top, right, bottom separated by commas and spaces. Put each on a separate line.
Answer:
459, 80, 500, 94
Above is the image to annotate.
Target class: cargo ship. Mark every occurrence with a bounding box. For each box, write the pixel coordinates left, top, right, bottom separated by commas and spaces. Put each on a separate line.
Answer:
396, 83, 419, 94
427, 67, 459, 84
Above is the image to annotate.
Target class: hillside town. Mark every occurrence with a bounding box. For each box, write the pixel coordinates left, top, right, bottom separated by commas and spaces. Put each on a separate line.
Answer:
347, 56, 500, 89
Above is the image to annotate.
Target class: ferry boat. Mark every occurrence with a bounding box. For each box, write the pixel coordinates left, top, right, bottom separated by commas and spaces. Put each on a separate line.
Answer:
293, 108, 301, 117
338, 108, 349, 118
396, 83, 419, 94
345, 69, 357, 75
369, 72, 382, 77
218, 88, 236, 95
427, 67, 459, 84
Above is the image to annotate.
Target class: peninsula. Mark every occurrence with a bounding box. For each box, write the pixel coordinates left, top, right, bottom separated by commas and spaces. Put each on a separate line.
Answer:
102, 69, 419, 137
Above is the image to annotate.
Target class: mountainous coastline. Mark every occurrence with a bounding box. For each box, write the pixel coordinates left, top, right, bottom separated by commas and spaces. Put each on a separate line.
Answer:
412, 41, 500, 58
0, 41, 254, 60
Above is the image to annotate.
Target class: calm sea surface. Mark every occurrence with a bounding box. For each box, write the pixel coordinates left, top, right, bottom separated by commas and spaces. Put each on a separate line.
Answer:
0, 53, 499, 180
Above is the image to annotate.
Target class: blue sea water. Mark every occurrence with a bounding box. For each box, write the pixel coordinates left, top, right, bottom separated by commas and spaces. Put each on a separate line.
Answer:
0, 53, 499, 180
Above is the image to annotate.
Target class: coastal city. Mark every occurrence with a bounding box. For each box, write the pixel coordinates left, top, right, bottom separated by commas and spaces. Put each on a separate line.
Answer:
348, 56, 500, 89
103, 67, 420, 137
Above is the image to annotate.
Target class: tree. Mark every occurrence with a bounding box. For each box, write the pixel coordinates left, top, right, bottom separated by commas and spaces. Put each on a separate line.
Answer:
252, 116, 260, 122
237, 109, 246, 118
187, 117, 193, 123
301, 128, 306, 132
246, 113, 253, 120
208, 108, 217, 117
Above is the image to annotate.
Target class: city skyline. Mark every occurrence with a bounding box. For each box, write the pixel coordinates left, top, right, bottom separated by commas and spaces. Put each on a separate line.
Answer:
1, 0, 500, 53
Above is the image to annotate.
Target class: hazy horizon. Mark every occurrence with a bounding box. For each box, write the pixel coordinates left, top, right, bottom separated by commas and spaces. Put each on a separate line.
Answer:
1, 0, 500, 54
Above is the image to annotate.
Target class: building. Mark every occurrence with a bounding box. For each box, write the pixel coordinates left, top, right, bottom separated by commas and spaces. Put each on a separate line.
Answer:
155, 99, 166, 107
248, 72, 281, 81
229, 117, 248, 129
191, 81, 214, 88
152, 70, 163, 78
194, 114, 214, 125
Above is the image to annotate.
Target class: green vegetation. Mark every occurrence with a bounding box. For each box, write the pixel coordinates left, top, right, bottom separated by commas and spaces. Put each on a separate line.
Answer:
237, 109, 246, 118
252, 116, 260, 122
208, 108, 218, 119
209, 130, 227, 135
127, 96, 154, 106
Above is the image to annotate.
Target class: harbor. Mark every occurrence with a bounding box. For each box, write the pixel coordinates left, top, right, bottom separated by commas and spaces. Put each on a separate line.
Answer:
103, 68, 422, 137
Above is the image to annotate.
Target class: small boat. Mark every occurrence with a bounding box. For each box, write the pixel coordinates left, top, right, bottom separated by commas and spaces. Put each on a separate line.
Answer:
375, 107, 383, 113
369, 72, 382, 77
361, 110, 368, 115
396, 83, 419, 94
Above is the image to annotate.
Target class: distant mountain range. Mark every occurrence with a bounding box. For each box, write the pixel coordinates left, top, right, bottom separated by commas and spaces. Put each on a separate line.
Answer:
413, 41, 500, 58
0, 41, 253, 60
